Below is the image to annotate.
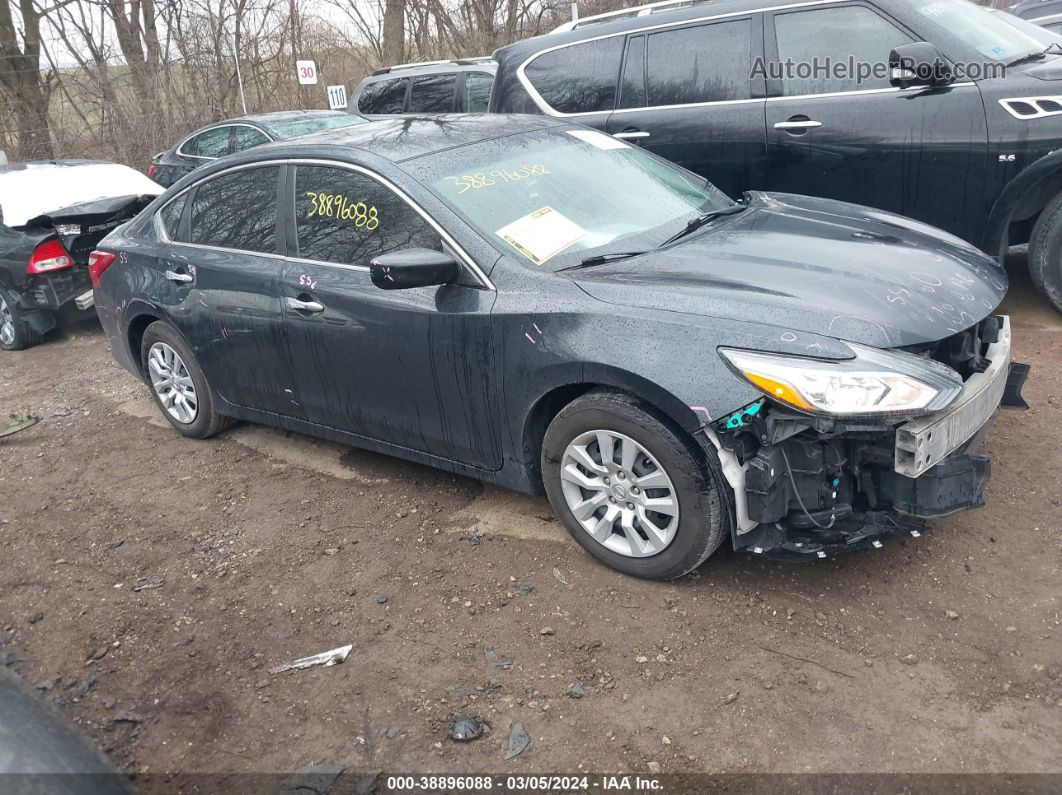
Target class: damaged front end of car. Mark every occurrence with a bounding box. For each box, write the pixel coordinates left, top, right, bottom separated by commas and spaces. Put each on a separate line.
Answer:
706, 316, 1030, 560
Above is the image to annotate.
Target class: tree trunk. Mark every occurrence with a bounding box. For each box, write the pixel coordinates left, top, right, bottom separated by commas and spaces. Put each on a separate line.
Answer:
383, 0, 405, 65
0, 0, 54, 160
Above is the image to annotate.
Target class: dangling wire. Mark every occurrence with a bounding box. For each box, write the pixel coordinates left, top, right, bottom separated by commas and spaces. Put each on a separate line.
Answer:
780, 446, 836, 531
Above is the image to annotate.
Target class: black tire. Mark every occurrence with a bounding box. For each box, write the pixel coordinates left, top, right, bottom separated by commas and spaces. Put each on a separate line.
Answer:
1029, 192, 1062, 313
140, 321, 233, 438
0, 288, 44, 351
541, 388, 731, 580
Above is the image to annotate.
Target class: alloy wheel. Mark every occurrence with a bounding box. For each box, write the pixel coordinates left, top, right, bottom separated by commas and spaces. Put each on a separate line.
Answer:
0, 294, 14, 347
147, 342, 198, 424
559, 429, 680, 558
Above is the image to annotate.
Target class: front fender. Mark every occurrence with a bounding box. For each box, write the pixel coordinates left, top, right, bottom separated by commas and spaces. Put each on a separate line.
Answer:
983, 149, 1062, 257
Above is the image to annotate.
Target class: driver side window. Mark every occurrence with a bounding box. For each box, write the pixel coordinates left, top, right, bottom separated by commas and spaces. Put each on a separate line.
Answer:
293, 165, 442, 266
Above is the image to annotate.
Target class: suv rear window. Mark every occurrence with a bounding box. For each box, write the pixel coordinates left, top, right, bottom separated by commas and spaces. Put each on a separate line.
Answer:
464, 72, 494, 111
645, 20, 752, 106
189, 166, 279, 253
524, 37, 623, 113
409, 74, 457, 112
358, 78, 409, 113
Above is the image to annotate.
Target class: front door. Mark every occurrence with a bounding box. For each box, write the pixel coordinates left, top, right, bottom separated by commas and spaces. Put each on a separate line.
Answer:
278, 163, 501, 469
762, 2, 988, 241
603, 17, 768, 197
154, 163, 294, 416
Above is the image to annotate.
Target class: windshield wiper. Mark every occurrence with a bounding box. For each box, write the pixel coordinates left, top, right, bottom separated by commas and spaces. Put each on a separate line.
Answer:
1007, 50, 1048, 67
558, 251, 649, 271
659, 203, 747, 248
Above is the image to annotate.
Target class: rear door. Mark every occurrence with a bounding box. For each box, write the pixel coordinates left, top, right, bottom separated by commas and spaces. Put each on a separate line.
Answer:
277, 162, 501, 469
762, 2, 988, 240
408, 73, 458, 112
604, 16, 769, 197
154, 163, 295, 415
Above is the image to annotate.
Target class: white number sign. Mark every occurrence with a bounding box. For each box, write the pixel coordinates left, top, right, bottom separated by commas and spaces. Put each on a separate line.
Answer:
296, 60, 318, 85
326, 84, 348, 110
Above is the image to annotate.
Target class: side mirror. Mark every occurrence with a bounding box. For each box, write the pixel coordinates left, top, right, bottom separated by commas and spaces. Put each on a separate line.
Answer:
889, 42, 953, 89
370, 247, 458, 290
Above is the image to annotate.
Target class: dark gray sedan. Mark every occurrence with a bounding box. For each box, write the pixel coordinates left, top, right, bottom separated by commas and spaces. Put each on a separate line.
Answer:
93, 116, 1026, 578
148, 110, 370, 187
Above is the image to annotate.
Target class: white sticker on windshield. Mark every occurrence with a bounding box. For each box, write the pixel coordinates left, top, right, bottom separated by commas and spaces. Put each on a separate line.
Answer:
496, 206, 586, 265
565, 129, 629, 150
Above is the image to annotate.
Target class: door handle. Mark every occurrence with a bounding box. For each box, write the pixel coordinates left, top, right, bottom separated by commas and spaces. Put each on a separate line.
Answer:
164, 270, 193, 283
773, 119, 822, 131
614, 130, 651, 140
285, 296, 324, 313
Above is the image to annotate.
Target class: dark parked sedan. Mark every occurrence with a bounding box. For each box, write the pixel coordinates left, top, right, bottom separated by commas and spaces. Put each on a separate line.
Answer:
93, 116, 1026, 579
148, 110, 371, 187
0, 160, 161, 351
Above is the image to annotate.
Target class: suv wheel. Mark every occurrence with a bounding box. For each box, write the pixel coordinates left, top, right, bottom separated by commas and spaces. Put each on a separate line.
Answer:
0, 289, 43, 351
1029, 192, 1062, 313
140, 321, 232, 438
541, 389, 730, 579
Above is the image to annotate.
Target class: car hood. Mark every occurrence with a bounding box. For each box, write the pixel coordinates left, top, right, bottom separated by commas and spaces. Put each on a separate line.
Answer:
571, 192, 1007, 348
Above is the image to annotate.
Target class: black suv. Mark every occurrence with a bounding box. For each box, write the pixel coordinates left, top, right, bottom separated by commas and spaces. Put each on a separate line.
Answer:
491, 0, 1062, 312
353, 58, 496, 114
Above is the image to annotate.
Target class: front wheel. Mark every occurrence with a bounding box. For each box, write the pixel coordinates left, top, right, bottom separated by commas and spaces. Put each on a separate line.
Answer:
1029, 192, 1062, 313
140, 321, 232, 438
541, 389, 730, 580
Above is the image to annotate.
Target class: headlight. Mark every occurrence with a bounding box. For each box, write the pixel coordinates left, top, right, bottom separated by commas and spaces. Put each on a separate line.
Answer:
719, 343, 963, 418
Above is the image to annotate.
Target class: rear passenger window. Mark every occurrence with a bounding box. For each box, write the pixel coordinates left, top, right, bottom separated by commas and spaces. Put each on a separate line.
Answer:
358, 78, 408, 113
294, 166, 441, 266
233, 127, 270, 151
409, 74, 457, 112
524, 37, 623, 113
463, 72, 494, 111
189, 166, 279, 254
646, 20, 752, 106
774, 6, 912, 95
185, 127, 231, 158
619, 36, 646, 109
159, 194, 188, 240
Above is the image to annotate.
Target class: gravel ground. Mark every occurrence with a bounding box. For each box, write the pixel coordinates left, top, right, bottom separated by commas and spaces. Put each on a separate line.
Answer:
0, 254, 1059, 781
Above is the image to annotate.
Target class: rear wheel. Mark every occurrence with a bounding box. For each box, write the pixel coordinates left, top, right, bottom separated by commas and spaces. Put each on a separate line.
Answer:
140, 321, 232, 438
0, 289, 43, 351
1029, 192, 1062, 313
541, 389, 730, 580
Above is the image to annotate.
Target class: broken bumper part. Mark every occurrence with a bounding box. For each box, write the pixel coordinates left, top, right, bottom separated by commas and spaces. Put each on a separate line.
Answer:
724, 315, 1024, 561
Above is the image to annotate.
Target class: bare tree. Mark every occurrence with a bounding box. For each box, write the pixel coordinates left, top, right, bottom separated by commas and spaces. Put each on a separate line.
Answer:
0, 0, 62, 159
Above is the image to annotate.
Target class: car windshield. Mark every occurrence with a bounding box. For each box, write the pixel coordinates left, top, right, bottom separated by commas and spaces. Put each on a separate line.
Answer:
990, 8, 1062, 46
409, 128, 732, 269
269, 114, 369, 138
912, 0, 1047, 62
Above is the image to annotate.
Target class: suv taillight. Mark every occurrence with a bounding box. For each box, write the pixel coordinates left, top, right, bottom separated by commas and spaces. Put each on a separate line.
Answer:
26, 240, 73, 274
147, 163, 157, 179
88, 250, 117, 288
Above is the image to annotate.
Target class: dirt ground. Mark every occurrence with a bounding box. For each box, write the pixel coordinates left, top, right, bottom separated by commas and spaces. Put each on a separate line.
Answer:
0, 252, 1059, 782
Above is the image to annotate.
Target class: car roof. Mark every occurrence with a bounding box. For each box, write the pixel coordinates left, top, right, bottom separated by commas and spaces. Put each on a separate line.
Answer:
241, 113, 563, 164
362, 59, 497, 82
0, 159, 109, 174
191, 110, 362, 137
494, 0, 857, 61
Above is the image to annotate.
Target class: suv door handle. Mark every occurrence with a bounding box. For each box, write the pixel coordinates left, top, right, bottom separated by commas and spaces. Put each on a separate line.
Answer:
614, 130, 651, 140
285, 296, 324, 313
164, 270, 193, 283
774, 117, 822, 132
